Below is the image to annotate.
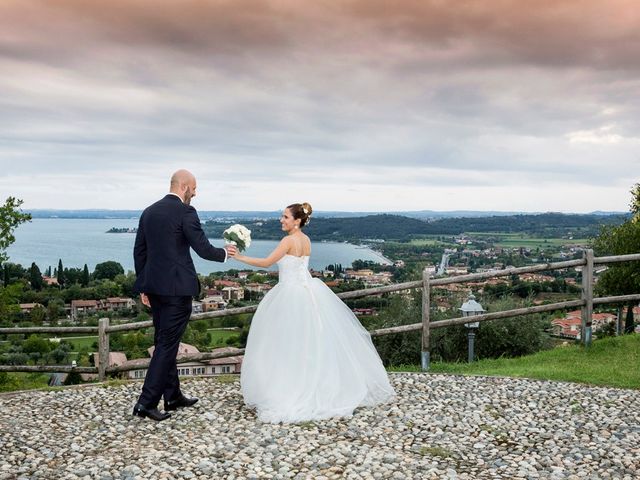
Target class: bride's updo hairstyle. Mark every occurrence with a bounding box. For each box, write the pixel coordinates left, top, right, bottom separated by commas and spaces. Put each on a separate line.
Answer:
287, 202, 313, 228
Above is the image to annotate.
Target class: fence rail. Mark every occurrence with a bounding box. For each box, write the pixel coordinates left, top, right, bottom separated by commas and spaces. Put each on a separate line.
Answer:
1, 251, 639, 378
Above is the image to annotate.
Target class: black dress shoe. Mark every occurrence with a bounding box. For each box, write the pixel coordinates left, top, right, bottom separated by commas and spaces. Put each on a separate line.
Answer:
132, 403, 171, 421
164, 395, 199, 411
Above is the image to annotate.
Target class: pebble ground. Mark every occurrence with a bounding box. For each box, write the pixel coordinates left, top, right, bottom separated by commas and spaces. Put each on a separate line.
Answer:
1, 373, 639, 479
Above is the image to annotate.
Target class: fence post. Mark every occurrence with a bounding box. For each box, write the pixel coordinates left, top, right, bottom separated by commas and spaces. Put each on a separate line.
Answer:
98, 317, 110, 381
616, 306, 624, 336
581, 249, 594, 347
421, 268, 431, 371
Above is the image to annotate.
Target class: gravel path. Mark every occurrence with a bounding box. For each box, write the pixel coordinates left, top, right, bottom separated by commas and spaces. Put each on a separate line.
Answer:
1, 373, 639, 479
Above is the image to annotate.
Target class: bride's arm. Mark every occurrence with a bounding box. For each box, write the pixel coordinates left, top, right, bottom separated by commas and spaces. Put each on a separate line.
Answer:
233, 237, 290, 268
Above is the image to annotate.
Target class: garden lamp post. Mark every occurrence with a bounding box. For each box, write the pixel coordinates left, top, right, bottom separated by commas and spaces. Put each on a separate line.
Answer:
459, 292, 485, 363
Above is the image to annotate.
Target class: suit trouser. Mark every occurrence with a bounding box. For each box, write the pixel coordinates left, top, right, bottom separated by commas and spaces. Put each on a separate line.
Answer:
137, 295, 192, 408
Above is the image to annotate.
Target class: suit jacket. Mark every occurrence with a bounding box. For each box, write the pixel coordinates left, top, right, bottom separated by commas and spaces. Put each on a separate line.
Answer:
133, 194, 227, 296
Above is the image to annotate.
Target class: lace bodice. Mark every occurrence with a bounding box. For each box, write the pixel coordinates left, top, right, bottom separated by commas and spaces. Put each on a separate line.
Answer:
276, 254, 312, 284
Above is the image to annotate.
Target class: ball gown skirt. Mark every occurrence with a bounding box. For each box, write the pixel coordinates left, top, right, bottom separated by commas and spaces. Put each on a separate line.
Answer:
240, 255, 396, 423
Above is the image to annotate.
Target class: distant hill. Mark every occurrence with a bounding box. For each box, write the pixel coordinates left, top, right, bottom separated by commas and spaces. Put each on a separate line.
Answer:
204, 214, 430, 241
25, 209, 628, 241
27, 209, 627, 220
203, 212, 629, 242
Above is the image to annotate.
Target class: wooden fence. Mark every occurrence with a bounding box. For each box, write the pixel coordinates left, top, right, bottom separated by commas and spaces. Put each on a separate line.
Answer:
1, 250, 639, 379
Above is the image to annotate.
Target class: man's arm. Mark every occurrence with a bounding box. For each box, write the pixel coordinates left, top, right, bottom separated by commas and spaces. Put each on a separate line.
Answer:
133, 215, 147, 274
182, 207, 228, 262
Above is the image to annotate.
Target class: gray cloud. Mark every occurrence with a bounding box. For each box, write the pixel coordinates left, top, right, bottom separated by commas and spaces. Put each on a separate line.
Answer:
0, 0, 638, 212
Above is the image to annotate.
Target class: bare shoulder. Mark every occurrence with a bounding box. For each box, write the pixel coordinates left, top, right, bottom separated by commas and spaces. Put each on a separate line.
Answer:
279, 236, 293, 247
301, 233, 312, 254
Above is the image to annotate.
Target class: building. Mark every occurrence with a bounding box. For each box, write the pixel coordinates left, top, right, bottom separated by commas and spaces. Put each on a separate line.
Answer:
214, 280, 242, 289
201, 295, 227, 312
71, 300, 99, 319
551, 310, 617, 338
70, 297, 137, 319
203, 288, 224, 297
123, 344, 243, 380
19, 303, 45, 314
445, 266, 469, 275
207, 347, 244, 374
245, 283, 273, 294
221, 286, 245, 301
89, 352, 130, 380
519, 273, 555, 283
42, 276, 59, 286
192, 301, 203, 314
102, 297, 136, 310
345, 269, 375, 280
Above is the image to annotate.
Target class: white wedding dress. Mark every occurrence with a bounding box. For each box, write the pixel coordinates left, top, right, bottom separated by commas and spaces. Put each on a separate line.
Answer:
240, 254, 395, 423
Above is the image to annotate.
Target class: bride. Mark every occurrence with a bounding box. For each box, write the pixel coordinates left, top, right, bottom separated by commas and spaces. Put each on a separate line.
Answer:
231, 202, 395, 423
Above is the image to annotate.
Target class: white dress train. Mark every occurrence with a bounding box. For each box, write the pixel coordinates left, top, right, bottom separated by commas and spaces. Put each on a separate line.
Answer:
240, 254, 396, 423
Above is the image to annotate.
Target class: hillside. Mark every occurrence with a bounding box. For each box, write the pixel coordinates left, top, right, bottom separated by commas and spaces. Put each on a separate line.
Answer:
203, 212, 628, 242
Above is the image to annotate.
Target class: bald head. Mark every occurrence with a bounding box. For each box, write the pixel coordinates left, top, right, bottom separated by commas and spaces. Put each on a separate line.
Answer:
169, 169, 197, 205
170, 169, 195, 188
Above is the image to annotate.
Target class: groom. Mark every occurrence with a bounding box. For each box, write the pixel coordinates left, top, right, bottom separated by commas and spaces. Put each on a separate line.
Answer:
132, 169, 237, 421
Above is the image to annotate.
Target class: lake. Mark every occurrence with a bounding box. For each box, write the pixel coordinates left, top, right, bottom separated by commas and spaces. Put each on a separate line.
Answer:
5, 219, 391, 274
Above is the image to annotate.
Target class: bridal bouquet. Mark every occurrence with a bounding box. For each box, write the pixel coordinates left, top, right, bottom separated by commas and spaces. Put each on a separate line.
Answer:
223, 224, 251, 252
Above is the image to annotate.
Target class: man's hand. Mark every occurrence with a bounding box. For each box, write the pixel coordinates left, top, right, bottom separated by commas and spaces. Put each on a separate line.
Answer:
225, 245, 238, 257
140, 293, 151, 308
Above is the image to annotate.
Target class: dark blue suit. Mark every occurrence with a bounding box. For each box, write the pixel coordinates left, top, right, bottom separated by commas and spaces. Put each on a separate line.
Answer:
133, 194, 226, 408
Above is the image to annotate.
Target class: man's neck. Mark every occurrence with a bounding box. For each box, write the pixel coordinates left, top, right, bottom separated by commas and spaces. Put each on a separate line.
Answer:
167, 192, 184, 203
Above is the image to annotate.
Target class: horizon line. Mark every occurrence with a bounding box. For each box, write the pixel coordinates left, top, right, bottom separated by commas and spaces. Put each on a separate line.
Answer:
23, 208, 628, 215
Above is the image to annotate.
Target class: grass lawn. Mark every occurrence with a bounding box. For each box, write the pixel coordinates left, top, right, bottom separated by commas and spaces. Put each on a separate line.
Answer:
0, 372, 51, 392
464, 232, 590, 249
408, 238, 446, 246
496, 238, 590, 249
55, 336, 98, 351
45, 329, 238, 351
207, 328, 240, 347
388, 334, 640, 390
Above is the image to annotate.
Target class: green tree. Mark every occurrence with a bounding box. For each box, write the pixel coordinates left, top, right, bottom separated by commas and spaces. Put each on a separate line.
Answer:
370, 291, 552, 365
57, 259, 65, 287
593, 185, 640, 334
114, 272, 136, 297
247, 273, 266, 283
3, 262, 26, 285
93, 261, 124, 281
95, 279, 122, 298
63, 267, 84, 285
47, 298, 65, 325
22, 335, 51, 364
29, 262, 43, 291
0, 283, 23, 320
49, 342, 72, 364
81, 264, 90, 287
0, 197, 32, 266
29, 305, 46, 325
182, 323, 210, 350
76, 346, 90, 366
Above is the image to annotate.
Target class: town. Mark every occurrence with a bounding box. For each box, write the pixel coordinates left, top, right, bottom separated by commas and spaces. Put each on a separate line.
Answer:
3, 228, 638, 387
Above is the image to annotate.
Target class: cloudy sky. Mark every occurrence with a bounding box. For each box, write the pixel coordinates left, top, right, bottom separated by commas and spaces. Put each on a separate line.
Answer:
0, 0, 638, 213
